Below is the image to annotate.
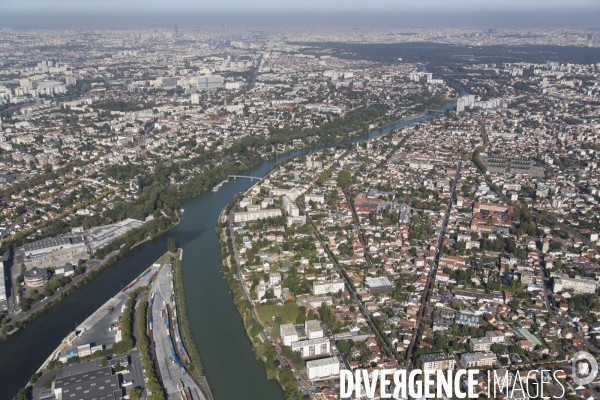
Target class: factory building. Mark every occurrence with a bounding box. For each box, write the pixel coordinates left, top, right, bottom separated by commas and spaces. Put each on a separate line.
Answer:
23, 235, 86, 257
365, 277, 394, 292
53, 366, 122, 400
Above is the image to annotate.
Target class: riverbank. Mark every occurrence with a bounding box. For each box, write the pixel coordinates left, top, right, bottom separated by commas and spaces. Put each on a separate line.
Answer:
2, 101, 458, 400
216, 173, 308, 400
149, 251, 209, 400
171, 249, 215, 400
16, 252, 175, 400
2, 106, 418, 341
1, 218, 181, 341
211, 108, 454, 397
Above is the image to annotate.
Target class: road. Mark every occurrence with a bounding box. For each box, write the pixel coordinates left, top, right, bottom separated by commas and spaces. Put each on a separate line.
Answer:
341, 187, 400, 366
5, 258, 107, 326
299, 146, 403, 368
406, 160, 461, 369
250, 55, 263, 90
150, 263, 205, 399
227, 208, 315, 393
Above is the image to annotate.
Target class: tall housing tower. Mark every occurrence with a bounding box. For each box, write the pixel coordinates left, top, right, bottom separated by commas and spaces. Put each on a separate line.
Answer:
175, 25, 179, 37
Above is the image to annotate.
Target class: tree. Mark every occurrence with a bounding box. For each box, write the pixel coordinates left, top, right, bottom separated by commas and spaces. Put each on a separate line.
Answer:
12, 387, 31, 400
337, 170, 352, 188
336, 339, 352, 356
167, 238, 177, 253
129, 387, 142, 400
550, 241, 563, 251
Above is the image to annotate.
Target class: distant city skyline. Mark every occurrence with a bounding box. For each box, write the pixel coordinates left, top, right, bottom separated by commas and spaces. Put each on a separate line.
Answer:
3, 0, 600, 13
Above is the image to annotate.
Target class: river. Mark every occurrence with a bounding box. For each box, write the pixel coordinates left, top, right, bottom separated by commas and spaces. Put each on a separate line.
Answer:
0, 103, 455, 400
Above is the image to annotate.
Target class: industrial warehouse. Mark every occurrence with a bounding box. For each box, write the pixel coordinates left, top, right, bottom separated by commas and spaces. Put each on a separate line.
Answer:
36, 356, 136, 400
23, 236, 85, 258
53, 366, 121, 400
20, 218, 145, 261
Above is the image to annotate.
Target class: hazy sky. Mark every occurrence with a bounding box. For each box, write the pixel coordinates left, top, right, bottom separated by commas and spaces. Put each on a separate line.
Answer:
3, 0, 600, 13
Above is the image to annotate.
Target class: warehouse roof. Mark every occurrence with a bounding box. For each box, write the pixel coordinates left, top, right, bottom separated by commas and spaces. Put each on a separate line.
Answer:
365, 277, 394, 291
24, 236, 71, 252
55, 366, 121, 400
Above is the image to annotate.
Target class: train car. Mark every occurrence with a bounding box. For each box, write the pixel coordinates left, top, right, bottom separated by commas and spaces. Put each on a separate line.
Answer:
184, 387, 193, 400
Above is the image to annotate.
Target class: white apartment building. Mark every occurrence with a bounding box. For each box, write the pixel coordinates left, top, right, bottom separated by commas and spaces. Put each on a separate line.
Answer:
280, 323, 298, 347
282, 195, 300, 217
305, 320, 324, 339
485, 330, 506, 343
306, 357, 340, 380
291, 337, 330, 358
0, 261, 6, 301
552, 274, 596, 294
305, 194, 325, 204
420, 353, 455, 371
233, 209, 282, 223
269, 273, 281, 286
312, 279, 345, 295
460, 352, 497, 368
469, 337, 492, 352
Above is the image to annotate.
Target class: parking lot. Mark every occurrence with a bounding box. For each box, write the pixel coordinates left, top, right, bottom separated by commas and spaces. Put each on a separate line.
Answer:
22, 245, 90, 270
60, 263, 160, 357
